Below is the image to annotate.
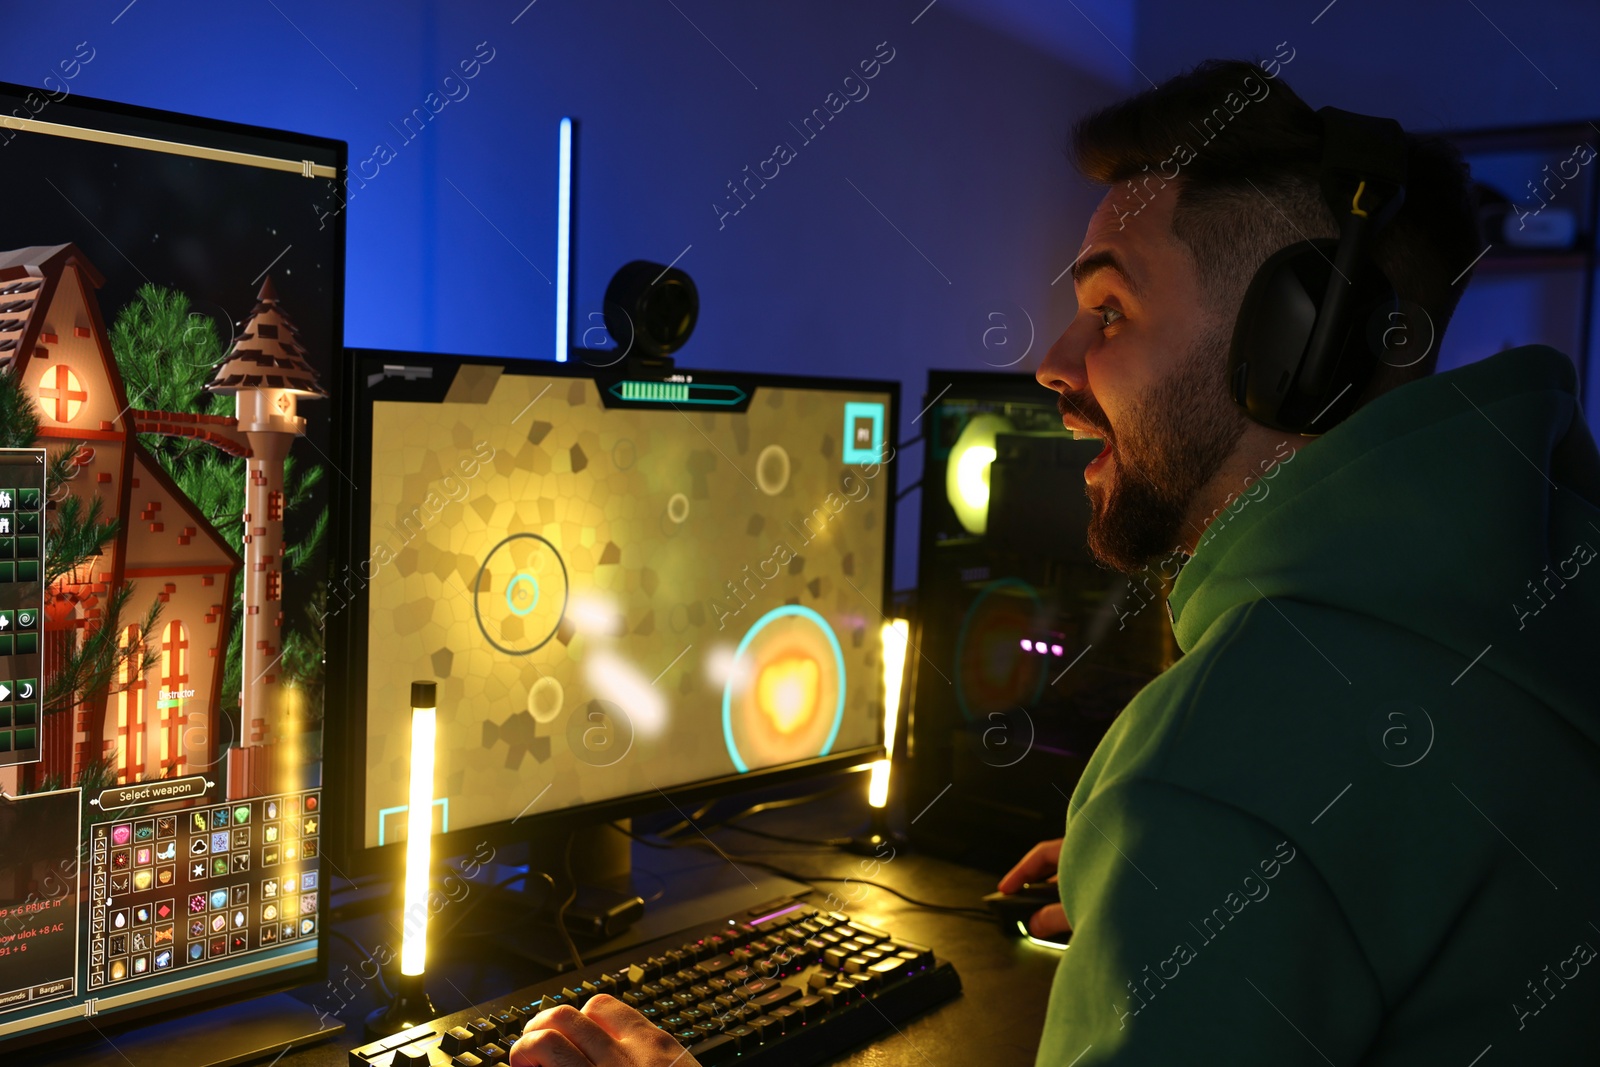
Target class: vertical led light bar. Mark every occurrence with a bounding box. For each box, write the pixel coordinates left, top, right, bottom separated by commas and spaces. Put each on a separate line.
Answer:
869, 619, 910, 809
368, 679, 440, 1037
401, 680, 437, 976
555, 116, 573, 363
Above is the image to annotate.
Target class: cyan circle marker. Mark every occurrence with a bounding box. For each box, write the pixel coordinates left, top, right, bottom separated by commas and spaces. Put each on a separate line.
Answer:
506, 572, 540, 616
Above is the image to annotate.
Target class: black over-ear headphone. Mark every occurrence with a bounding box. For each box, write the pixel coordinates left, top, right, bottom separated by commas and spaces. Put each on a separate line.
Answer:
1227, 106, 1408, 435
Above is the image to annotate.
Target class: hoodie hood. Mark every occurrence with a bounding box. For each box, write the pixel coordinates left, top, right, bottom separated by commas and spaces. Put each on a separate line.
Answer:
1170, 344, 1600, 743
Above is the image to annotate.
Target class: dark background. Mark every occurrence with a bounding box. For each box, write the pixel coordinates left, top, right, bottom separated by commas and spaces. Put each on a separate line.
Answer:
6, 0, 1596, 588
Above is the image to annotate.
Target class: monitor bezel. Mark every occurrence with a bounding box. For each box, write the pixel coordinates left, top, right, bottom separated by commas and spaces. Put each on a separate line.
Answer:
0, 81, 344, 1052
326, 348, 901, 876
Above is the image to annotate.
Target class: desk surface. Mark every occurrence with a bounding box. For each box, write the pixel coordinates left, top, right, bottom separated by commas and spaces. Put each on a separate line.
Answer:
73, 792, 1063, 1066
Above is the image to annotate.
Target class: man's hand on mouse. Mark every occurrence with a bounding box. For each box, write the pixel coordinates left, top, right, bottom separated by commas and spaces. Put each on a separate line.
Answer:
509, 995, 703, 1067
1000, 838, 1071, 939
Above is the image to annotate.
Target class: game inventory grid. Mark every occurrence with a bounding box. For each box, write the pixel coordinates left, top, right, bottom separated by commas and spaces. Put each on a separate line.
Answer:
87, 790, 321, 989
0, 448, 46, 769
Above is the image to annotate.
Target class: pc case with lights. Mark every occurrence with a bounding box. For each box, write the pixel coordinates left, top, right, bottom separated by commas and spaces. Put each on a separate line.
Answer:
903, 371, 1179, 869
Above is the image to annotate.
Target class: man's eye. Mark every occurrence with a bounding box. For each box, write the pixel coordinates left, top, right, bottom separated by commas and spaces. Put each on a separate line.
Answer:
1094, 306, 1124, 330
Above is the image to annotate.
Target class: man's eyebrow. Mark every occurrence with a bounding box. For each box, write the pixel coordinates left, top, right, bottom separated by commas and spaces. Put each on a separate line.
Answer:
1071, 250, 1143, 299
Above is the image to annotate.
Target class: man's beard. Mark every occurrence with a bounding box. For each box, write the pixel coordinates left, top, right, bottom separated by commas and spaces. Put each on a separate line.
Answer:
1064, 320, 1246, 575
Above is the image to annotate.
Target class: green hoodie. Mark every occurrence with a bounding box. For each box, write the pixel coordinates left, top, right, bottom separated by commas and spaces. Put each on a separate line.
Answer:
1036, 345, 1600, 1065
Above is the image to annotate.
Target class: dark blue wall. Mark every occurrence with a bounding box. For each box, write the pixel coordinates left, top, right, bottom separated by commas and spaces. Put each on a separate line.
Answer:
7, 1, 1597, 586
1, 0, 1126, 589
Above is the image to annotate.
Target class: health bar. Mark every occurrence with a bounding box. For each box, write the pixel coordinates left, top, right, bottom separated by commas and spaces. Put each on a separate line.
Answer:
610, 381, 747, 406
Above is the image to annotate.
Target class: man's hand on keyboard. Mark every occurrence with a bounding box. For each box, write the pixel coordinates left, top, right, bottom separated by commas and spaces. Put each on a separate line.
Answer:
509, 994, 702, 1067
999, 838, 1071, 938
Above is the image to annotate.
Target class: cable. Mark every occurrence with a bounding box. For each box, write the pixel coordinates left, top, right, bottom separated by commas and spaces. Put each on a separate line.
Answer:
326, 927, 393, 999
741, 858, 994, 920
709, 781, 856, 828
643, 798, 720, 841
554, 831, 585, 972
893, 480, 922, 502
611, 823, 835, 857
612, 822, 993, 920
434, 868, 557, 941
608, 822, 676, 850
720, 824, 852, 848
631, 864, 670, 905
652, 780, 855, 842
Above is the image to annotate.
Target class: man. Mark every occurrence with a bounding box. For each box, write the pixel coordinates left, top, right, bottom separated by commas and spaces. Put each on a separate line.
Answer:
506, 58, 1600, 1067
998, 58, 1600, 1063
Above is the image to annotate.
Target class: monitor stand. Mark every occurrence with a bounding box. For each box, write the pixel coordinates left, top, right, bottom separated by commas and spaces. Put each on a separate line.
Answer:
490, 821, 812, 973
47, 990, 342, 1067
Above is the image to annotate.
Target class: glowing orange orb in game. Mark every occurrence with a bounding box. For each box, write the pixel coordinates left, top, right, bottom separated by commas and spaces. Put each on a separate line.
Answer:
755, 654, 821, 735
722, 606, 845, 772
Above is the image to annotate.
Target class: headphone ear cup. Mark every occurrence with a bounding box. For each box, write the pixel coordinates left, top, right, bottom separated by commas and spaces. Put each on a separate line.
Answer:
1228, 240, 1393, 434
1229, 242, 1329, 427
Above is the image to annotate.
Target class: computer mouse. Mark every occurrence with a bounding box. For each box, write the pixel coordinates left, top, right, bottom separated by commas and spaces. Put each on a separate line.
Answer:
982, 881, 1064, 936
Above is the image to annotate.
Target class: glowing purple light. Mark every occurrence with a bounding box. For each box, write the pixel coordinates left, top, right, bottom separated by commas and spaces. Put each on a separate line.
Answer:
1020, 639, 1033, 652
1051, 644, 1064, 657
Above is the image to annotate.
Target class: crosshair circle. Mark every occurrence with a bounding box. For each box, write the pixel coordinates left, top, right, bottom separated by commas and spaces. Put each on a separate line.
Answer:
473, 533, 569, 655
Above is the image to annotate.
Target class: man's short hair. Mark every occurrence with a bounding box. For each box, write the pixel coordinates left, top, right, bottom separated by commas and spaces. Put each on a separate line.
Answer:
1070, 58, 1480, 394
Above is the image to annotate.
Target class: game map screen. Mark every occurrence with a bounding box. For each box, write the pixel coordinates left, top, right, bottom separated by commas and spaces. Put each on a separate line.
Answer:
356, 362, 896, 849
0, 80, 339, 1049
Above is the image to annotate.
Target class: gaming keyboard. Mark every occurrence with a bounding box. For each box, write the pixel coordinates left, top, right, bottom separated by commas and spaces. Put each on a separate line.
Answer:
347, 896, 962, 1066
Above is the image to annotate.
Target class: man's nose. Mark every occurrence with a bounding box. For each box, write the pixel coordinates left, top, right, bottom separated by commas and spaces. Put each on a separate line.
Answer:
1036, 321, 1089, 395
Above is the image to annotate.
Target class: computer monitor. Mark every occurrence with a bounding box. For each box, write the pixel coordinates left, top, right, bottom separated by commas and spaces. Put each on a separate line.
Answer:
328, 350, 898, 871
0, 83, 343, 1053
903, 370, 1176, 868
